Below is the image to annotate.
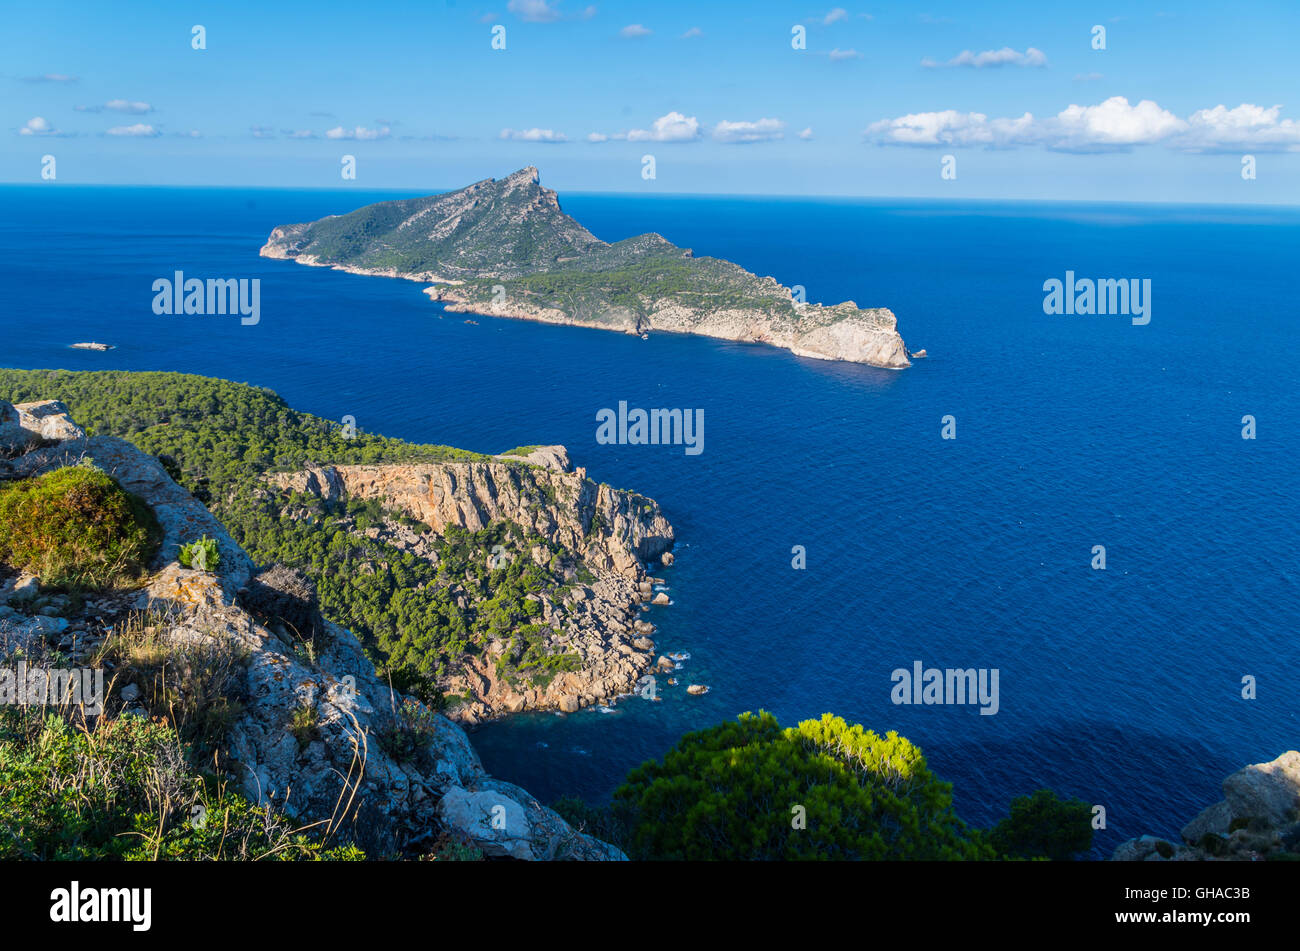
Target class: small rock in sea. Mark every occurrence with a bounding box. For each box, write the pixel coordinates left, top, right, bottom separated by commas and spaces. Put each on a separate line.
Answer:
651, 592, 670, 605
661, 552, 675, 566
656, 655, 675, 671
686, 684, 709, 696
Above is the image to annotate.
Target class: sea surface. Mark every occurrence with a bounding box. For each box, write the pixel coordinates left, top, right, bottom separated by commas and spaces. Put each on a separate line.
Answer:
2, 184, 1296, 857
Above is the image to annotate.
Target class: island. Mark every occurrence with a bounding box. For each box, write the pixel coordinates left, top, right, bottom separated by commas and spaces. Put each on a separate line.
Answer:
70, 342, 114, 351
260, 167, 911, 368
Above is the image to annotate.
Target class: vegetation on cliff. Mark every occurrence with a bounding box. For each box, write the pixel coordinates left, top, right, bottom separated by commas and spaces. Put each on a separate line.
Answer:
0, 370, 584, 704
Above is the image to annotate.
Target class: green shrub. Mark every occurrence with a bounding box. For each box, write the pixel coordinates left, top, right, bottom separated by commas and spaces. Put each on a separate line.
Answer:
178, 535, 221, 572
0, 462, 160, 588
989, 789, 1095, 861
614, 711, 993, 861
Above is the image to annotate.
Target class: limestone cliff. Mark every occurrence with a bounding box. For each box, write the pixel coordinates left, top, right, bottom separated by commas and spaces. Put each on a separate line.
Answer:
266, 446, 676, 722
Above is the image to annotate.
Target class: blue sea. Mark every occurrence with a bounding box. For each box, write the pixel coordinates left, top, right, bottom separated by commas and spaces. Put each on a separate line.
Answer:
2, 185, 1296, 857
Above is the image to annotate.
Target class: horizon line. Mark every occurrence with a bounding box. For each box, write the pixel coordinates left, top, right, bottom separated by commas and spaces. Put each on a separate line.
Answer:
2, 180, 1297, 210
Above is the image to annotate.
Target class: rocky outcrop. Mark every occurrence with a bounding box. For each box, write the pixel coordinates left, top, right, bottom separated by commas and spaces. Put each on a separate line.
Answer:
266, 453, 677, 721
0, 399, 86, 451
1111, 751, 1300, 861
0, 407, 626, 860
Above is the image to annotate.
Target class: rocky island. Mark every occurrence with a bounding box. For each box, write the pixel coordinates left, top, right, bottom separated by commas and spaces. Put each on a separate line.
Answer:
260, 167, 911, 368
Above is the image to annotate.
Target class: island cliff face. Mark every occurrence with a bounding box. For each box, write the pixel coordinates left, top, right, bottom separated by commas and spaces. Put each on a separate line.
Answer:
260, 167, 910, 368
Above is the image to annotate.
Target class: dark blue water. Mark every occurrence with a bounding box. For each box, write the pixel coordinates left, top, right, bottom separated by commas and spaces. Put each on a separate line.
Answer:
2, 185, 1296, 856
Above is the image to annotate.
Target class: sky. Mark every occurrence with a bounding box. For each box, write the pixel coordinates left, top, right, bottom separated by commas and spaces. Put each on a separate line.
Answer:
4, 0, 1299, 202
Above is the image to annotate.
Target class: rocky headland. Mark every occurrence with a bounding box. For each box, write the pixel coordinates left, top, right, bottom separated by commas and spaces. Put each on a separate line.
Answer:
266, 445, 675, 723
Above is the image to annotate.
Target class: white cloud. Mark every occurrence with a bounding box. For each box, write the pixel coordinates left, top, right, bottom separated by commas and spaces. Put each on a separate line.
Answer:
1050, 96, 1184, 151
508, 0, 560, 22
1179, 103, 1300, 152
105, 99, 153, 114
251, 125, 276, 139
823, 7, 849, 25
681, 26, 702, 38
106, 123, 160, 137
798, 127, 813, 140
587, 132, 609, 142
625, 111, 700, 142
921, 46, 1047, 68
19, 116, 61, 136
829, 48, 863, 61
863, 96, 1297, 153
866, 109, 1035, 147
500, 127, 568, 142
325, 125, 391, 140
713, 117, 785, 144
620, 23, 651, 38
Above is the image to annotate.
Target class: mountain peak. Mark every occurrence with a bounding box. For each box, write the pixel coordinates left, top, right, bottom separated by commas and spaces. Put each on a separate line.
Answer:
502, 166, 541, 187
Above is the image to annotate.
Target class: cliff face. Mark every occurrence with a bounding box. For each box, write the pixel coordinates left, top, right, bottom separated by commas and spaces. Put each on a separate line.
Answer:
261, 167, 911, 369
266, 449, 677, 722
0, 413, 626, 860
268, 451, 673, 577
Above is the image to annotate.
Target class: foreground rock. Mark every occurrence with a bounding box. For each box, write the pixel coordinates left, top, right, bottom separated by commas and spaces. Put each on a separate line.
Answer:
1111, 750, 1300, 861
1, 408, 626, 860
1, 399, 86, 451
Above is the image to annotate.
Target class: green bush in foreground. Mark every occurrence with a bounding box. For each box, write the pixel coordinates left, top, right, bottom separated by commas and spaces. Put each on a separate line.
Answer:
612, 711, 994, 861
0, 462, 160, 589
0, 709, 363, 861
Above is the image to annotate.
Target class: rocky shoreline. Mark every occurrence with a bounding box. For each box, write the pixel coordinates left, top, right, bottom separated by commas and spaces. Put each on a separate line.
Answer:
423, 283, 911, 368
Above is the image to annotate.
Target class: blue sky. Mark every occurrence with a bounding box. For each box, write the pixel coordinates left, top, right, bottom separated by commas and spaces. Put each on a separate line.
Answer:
4, 0, 1299, 202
